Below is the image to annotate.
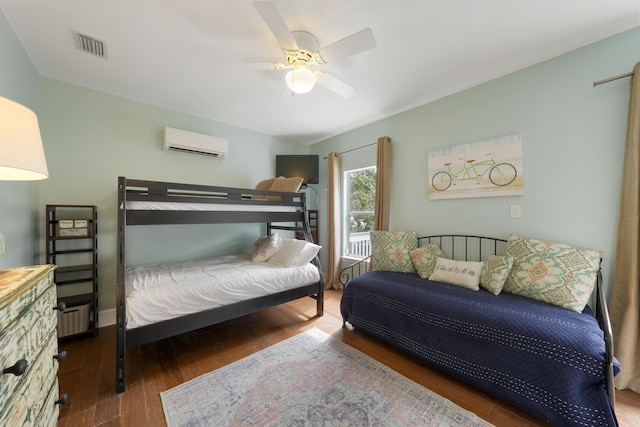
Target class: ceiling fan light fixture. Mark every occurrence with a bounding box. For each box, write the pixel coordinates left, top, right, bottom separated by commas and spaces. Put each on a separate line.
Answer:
285, 65, 316, 94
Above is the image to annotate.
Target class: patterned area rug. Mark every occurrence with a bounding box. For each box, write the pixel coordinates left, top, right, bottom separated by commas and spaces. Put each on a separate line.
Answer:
161, 328, 493, 427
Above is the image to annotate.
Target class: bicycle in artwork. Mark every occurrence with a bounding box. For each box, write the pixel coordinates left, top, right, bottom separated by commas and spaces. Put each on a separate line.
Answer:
431, 153, 517, 191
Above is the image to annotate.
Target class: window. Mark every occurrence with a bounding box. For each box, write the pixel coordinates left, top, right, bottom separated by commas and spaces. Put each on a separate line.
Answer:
344, 166, 376, 258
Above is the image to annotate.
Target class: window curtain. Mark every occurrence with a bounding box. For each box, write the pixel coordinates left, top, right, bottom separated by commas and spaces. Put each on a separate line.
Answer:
610, 61, 640, 392
373, 136, 392, 231
325, 152, 342, 290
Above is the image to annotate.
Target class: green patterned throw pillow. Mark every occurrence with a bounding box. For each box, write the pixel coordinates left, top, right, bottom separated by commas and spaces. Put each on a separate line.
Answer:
480, 255, 514, 295
370, 231, 418, 273
410, 243, 444, 279
503, 234, 602, 312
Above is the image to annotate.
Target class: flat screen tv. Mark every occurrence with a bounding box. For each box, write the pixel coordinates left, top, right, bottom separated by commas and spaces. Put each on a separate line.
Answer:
275, 154, 319, 184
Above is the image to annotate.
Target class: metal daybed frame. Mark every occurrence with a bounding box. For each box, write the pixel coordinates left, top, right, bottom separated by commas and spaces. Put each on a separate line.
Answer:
339, 235, 616, 413
116, 177, 324, 393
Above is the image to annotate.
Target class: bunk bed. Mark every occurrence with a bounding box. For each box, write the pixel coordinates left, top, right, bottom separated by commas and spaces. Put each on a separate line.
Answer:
340, 234, 618, 426
116, 177, 324, 393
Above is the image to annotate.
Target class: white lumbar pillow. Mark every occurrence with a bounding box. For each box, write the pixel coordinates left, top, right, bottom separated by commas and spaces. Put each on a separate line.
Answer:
428, 257, 484, 290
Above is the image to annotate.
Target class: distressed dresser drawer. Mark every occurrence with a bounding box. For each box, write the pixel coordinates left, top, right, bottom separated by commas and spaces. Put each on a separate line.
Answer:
0, 330, 59, 425
0, 265, 61, 426
0, 283, 57, 399
35, 378, 61, 427
0, 265, 55, 330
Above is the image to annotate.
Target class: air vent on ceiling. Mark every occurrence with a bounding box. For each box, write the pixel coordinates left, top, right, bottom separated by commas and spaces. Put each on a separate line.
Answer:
72, 30, 108, 59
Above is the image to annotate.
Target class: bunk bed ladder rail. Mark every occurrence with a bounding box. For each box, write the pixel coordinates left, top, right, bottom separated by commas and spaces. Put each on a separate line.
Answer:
116, 176, 127, 393
267, 194, 324, 316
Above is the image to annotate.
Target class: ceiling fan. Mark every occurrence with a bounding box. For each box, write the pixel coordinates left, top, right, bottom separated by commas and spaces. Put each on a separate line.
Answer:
253, 1, 377, 98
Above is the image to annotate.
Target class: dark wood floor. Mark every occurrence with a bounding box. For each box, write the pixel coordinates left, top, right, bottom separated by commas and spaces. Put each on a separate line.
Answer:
57, 289, 640, 426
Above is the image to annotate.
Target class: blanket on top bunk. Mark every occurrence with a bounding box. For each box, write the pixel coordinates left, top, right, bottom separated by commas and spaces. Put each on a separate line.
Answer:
126, 254, 320, 329
340, 271, 620, 427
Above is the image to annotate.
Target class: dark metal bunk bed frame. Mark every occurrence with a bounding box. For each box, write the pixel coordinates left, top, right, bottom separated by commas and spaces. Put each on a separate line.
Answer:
116, 177, 324, 393
339, 234, 616, 407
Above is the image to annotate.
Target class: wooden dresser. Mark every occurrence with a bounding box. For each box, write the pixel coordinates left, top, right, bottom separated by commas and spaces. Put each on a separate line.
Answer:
0, 265, 66, 426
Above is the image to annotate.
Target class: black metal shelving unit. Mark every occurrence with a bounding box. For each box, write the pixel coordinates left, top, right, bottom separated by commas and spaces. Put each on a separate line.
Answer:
46, 204, 98, 339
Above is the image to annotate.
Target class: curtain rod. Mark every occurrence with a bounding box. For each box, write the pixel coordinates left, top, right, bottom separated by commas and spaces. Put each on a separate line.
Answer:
323, 142, 377, 159
593, 71, 634, 87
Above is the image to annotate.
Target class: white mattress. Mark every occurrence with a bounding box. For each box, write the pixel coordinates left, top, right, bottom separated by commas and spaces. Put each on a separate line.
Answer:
125, 254, 320, 330
126, 200, 296, 212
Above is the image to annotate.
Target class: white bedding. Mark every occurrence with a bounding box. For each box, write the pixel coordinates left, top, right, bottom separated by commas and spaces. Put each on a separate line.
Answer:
125, 254, 320, 329
126, 200, 297, 212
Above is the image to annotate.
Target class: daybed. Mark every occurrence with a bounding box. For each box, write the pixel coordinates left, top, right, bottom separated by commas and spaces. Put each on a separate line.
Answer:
340, 233, 618, 426
116, 177, 324, 393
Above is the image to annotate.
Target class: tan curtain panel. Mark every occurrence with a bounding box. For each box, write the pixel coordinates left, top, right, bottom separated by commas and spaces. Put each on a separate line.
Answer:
325, 152, 342, 290
610, 61, 640, 392
373, 136, 392, 231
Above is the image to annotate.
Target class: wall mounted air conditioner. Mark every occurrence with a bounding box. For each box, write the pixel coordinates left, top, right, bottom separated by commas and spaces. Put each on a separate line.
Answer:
163, 127, 228, 158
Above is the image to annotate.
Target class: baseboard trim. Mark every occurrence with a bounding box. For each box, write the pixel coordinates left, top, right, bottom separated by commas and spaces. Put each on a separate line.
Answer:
99, 308, 116, 328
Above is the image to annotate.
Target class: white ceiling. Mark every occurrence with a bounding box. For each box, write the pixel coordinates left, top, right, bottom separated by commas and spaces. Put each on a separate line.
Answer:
1, 0, 639, 144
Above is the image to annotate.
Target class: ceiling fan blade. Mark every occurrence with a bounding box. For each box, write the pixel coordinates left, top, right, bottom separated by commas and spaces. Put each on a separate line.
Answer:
317, 72, 356, 99
253, 1, 298, 51
319, 28, 376, 64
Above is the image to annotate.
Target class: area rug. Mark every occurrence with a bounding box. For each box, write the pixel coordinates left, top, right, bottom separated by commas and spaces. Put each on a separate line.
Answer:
161, 328, 493, 427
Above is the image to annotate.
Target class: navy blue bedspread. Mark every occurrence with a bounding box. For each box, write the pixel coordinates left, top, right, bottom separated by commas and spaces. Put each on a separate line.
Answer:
341, 271, 619, 426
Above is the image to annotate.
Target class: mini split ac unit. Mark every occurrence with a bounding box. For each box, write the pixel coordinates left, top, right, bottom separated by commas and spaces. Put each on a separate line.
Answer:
163, 127, 228, 158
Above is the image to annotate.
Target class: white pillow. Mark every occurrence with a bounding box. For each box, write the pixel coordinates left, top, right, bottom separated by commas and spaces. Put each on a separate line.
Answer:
428, 257, 484, 290
294, 241, 322, 265
268, 239, 322, 267
268, 239, 308, 266
251, 233, 280, 262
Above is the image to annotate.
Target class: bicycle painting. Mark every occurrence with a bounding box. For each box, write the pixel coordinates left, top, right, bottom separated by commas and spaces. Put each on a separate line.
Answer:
428, 133, 524, 200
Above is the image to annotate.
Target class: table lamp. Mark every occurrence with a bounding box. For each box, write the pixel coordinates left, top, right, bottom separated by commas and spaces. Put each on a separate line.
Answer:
0, 96, 49, 257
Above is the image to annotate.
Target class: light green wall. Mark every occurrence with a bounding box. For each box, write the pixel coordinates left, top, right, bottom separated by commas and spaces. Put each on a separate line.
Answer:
37, 79, 308, 310
311, 26, 640, 298
0, 9, 42, 269
2, 2, 638, 309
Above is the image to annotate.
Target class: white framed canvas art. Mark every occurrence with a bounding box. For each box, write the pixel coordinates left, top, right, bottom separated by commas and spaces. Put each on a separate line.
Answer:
428, 133, 524, 200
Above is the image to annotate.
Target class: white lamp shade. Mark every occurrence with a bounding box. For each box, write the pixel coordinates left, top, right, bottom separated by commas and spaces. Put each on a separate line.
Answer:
0, 96, 49, 180
285, 66, 316, 94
